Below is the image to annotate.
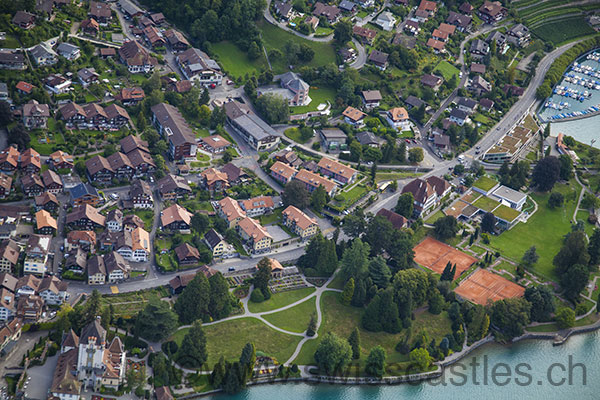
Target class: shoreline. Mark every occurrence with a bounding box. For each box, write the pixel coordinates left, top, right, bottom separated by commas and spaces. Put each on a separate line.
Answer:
180, 317, 600, 398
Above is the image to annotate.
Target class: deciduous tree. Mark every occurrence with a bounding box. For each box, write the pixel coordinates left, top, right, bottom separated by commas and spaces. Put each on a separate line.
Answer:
314, 332, 352, 375
365, 346, 386, 378
531, 156, 560, 192
395, 192, 414, 218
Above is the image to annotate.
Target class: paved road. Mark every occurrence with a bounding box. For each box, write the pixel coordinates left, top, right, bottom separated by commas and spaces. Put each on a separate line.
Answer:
66, 245, 307, 295
349, 38, 367, 70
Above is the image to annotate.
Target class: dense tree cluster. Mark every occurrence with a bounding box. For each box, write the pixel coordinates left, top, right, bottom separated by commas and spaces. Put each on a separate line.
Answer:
254, 93, 290, 124
281, 180, 311, 210
176, 321, 208, 368
134, 299, 179, 342
314, 332, 352, 375
174, 272, 235, 324
553, 230, 591, 302
498, 160, 530, 190
489, 297, 531, 338
210, 342, 256, 394
140, 0, 265, 50
297, 234, 338, 277
251, 258, 273, 301
433, 216, 459, 240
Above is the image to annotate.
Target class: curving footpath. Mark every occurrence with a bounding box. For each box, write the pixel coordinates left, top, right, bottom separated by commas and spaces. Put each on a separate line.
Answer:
170, 270, 344, 370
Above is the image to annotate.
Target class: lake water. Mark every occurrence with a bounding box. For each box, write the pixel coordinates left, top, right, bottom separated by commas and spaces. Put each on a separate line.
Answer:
208, 331, 600, 399
550, 114, 600, 148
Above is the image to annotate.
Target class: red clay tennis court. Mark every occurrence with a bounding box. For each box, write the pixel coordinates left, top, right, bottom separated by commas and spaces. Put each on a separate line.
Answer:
413, 237, 477, 280
455, 268, 525, 305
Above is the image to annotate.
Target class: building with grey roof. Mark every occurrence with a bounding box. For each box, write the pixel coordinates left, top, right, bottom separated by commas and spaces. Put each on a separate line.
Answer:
29, 44, 57, 66
176, 48, 222, 86
223, 100, 280, 151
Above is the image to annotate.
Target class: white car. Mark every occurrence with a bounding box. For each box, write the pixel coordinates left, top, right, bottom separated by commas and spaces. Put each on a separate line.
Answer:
110, 193, 119, 200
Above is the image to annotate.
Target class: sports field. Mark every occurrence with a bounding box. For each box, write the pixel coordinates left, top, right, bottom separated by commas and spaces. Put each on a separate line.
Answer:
455, 268, 525, 305
413, 237, 478, 280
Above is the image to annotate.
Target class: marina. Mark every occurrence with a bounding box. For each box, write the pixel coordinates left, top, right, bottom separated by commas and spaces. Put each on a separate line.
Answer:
539, 49, 600, 122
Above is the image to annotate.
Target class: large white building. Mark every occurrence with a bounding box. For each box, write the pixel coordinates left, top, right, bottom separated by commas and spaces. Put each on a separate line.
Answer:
51, 318, 126, 398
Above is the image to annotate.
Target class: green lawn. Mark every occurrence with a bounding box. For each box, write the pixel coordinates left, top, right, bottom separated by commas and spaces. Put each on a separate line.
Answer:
133, 209, 154, 231
425, 209, 445, 223
211, 41, 268, 79
259, 207, 284, 226
327, 273, 346, 290
284, 127, 311, 143
330, 184, 369, 210
248, 287, 316, 313
290, 86, 337, 115
494, 204, 521, 222
259, 21, 337, 73
262, 297, 317, 333
0, 34, 21, 48
433, 60, 460, 81
472, 195, 500, 212
470, 245, 487, 255
314, 26, 334, 37
489, 181, 581, 282
493, 260, 517, 276
473, 176, 498, 192
293, 292, 452, 366
576, 210, 596, 237
172, 318, 302, 367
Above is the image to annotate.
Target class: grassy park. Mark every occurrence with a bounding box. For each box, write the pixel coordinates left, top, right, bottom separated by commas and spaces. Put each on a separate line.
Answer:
247, 287, 316, 313
292, 292, 452, 367
172, 318, 303, 367
262, 297, 317, 333
258, 21, 337, 73
489, 181, 581, 281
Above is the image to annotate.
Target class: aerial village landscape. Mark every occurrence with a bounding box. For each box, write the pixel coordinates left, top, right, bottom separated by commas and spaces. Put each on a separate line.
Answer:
0, 0, 599, 398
